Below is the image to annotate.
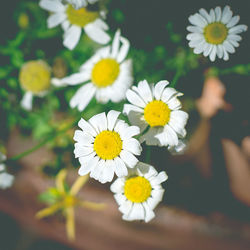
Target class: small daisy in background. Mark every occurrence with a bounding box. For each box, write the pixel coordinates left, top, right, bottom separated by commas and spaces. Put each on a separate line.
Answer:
39, 0, 110, 50
52, 30, 132, 111
187, 6, 248, 61
36, 169, 105, 240
0, 152, 14, 189
66, 0, 98, 10
73, 110, 142, 183
123, 80, 189, 148
111, 162, 168, 222
19, 60, 51, 111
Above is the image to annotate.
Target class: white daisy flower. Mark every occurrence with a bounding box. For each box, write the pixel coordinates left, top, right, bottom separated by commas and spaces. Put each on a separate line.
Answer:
0, 153, 14, 189
19, 60, 51, 111
52, 30, 132, 111
123, 80, 189, 148
73, 110, 142, 183
39, 0, 110, 50
187, 6, 248, 61
110, 162, 168, 222
66, 0, 98, 9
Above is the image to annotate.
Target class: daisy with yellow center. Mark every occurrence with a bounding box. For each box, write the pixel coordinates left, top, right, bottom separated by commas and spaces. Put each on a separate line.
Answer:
52, 30, 132, 111
36, 169, 105, 240
187, 6, 248, 61
111, 162, 168, 222
73, 110, 142, 183
19, 60, 51, 110
39, 0, 110, 50
123, 80, 189, 148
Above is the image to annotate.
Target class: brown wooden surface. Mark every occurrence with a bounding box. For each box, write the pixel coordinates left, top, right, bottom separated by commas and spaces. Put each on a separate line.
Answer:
0, 130, 250, 250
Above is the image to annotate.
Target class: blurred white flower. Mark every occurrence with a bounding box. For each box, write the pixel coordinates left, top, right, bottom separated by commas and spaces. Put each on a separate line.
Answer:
19, 60, 51, 111
39, 0, 110, 49
111, 162, 168, 222
66, 0, 98, 9
74, 110, 142, 183
124, 80, 189, 148
187, 6, 248, 61
0, 153, 14, 189
52, 30, 132, 111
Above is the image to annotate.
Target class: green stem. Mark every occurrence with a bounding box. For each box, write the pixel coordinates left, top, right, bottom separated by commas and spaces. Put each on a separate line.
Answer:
170, 67, 183, 88
5, 116, 80, 163
145, 145, 151, 164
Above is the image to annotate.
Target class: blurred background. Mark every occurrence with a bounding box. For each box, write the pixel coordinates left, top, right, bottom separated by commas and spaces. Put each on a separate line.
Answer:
0, 0, 249, 249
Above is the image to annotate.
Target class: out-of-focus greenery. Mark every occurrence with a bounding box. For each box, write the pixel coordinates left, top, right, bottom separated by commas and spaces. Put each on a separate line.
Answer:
0, 0, 249, 177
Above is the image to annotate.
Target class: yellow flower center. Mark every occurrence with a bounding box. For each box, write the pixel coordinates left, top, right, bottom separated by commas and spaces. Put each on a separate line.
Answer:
19, 60, 51, 94
93, 130, 123, 160
124, 176, 152, 203
204, 22, 228, 45
144, 100, 171, 127
66, 4, 98, 27
63, 195, 77, 207
91, 58, 120, 88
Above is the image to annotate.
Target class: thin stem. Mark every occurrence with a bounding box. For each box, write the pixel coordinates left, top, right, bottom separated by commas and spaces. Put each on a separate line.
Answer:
145, 145, 151, 164
5, 116, 80, 164
170, 67, 183, 88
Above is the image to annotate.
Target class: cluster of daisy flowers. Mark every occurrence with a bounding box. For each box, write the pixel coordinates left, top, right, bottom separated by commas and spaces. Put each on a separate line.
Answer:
13, 0, 247, 226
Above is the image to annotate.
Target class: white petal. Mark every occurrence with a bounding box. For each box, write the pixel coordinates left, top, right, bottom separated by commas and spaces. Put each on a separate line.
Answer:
84, 19, 111, 44
226, 15, 240, 28
153, 80, 169, 100
223, 40, 235, 53
110, 177, 125, 193
221, 6, 233, 24
53, 71, 90, 86
143, 202, 155, 223
117, 36, 130, 63
209, 45, 217, 62
155, 125, 178, 147
217, 44, 224, 58
167, 96, 182, 110
114, 157, 128, 177
122, 138, 142, 155
88, 112, 107, 133
107, 110, 120, 131
223, 46, 229, 60
79, 152, 96, 166
0, 173, 14, 189
199, 8, 211, 23
187, 25, 203, 33
62, 20, 70, 31
21, 92, 33, 111
78, 117, 97, 137
136, 80, 153, 103
215, 6, 222, 22
39, 0, 65, 12
120, 126, 140, 140
70, 83, 96, 111
125, 203, 144, 221
99, 161, 115, 183
90, 158, 103, 181
120, 150, 138, 168
114, 193, 126, 206
188, 14, 207, 28
229, 24, 248, 34
119, 200, 133, 215
169, 110, 188, 137
126, 89, 146, 108
209, 9, 216, 22
47, 12, 66, 28
150, 171, 168, 186
73, 130, 94, 145
63, 25, 82, 50
111, 29, 121, 58
161, 87, 178, 103
78, 153, 96, 175
74, 144, 93, 157
203, 43, 213, 57
151, 188, 165, 203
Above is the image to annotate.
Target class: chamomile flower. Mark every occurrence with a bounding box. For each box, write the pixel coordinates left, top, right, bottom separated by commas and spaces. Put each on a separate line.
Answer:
0, 152, 14, 189
73, 110, 142, 183
52, 30, 132, 111
66, 0, 98, 9
39, 0, 110, 50
19, 60, 51, 110
187, 6, 248, 61
111, 162, 168, 222
123, 80, 189, 148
